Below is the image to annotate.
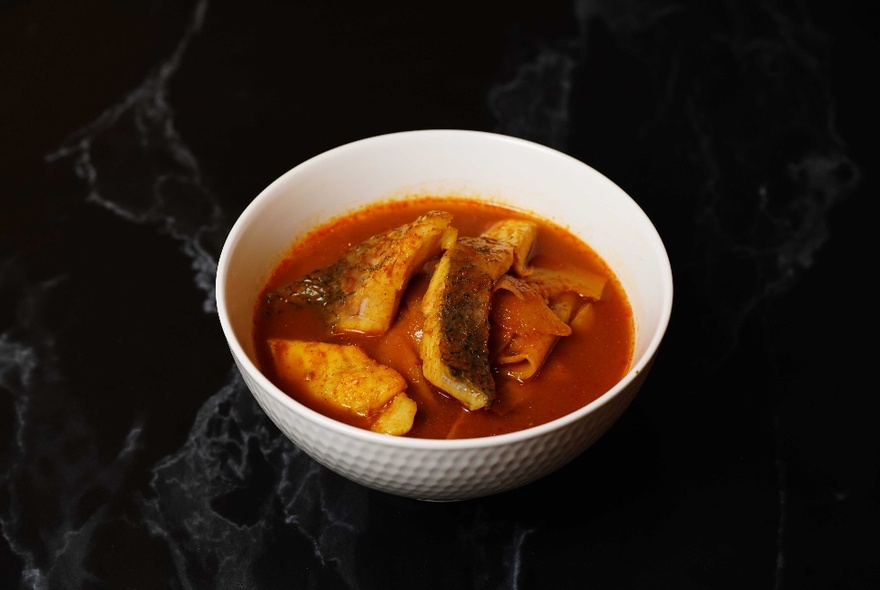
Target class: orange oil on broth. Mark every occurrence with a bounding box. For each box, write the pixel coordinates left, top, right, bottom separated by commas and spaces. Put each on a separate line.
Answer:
253, 197, 634, 439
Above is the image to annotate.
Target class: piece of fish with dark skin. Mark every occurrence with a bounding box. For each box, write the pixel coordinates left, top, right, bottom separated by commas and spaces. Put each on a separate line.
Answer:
272, 210, 457, 335
420, 236, 515, 411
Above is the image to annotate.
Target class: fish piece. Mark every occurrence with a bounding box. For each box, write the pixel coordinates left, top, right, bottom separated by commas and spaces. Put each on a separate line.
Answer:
370, 393, 418, 436
273, 211, 457, 335
268, 339, 416, 435
481, 219, 538, 276
420, 236, 514, 410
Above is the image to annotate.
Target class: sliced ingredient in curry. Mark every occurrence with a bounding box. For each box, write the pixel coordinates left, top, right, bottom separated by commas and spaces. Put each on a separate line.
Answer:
255, 198, 633, 439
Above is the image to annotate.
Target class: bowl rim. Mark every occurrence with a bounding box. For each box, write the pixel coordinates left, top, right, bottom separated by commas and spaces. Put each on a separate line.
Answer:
216, 129, 674, 450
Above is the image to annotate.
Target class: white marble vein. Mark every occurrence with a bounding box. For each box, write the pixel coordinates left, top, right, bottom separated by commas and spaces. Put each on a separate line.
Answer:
46, 0, 219, 315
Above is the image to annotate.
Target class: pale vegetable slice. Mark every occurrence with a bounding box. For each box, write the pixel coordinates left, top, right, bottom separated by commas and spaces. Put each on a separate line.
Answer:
273, 210, 457, 335
569, 299, 597, 332
268, 339, 416, 435
525, 266, 606, 301
481, 219, 538, 276
420, 236, 514, 410
490, 257, 606, 380
491, 277, 574, 380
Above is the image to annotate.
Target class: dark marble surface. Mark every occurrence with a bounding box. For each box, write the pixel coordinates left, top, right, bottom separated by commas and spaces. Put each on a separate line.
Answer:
2, 0, 877, 588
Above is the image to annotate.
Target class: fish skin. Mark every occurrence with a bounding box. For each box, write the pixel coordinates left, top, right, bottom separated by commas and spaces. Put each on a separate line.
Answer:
420, 236, 515, 411
274, 210, 457, 335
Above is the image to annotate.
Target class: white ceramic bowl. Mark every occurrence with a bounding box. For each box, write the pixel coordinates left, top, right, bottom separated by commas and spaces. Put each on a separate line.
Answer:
216, 129, 673, 501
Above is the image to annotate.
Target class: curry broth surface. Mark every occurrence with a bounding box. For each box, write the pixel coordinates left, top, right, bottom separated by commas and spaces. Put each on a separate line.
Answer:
253, 197, 634, 439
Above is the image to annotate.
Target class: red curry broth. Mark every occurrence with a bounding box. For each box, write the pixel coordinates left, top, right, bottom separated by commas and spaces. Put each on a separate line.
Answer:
253, 197, 634, 439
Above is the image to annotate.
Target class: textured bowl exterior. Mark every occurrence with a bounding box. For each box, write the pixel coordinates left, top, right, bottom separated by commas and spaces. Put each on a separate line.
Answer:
239, 355, 646, 501
216, 129, 673, 502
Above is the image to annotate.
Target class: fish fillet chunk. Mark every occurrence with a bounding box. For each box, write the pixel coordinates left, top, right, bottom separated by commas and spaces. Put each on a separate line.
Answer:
420, 236, 515, 410
268, 339, 417, 435
274, 210, 457, 335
